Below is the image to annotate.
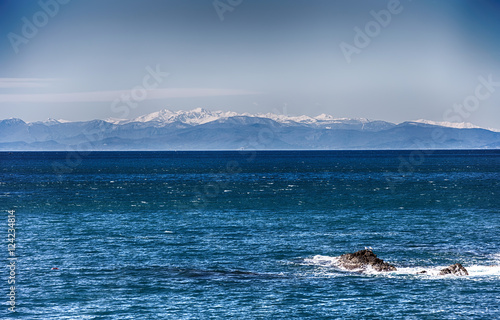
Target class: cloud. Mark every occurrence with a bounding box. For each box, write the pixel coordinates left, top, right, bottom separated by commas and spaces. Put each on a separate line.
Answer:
0, 88, 261, 103
0, 78, 57, 88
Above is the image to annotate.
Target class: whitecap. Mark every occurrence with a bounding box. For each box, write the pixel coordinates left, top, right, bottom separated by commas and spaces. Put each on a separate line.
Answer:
301, 254, 500, 279
466, 265, 500, 277
302, 255, 339, 267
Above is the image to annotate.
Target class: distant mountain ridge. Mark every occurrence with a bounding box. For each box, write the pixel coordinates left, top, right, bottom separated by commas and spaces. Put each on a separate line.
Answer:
1, 108, 499, 150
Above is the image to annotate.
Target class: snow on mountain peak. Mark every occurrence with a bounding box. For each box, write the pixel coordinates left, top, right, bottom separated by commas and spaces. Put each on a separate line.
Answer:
315, 113, 333, 120
31, 118, 71, 125
412, 119, 495, 131
116, 108, 385, 128
98, 108, 498, 132
128, 108, 355, 126
130, 108, 242, 125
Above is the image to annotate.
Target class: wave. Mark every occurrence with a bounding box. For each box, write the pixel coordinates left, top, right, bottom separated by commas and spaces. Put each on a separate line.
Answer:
301, 254, 500, 279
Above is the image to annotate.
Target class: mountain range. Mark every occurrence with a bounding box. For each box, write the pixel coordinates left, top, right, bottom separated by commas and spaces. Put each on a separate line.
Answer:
0, 108, 499, 150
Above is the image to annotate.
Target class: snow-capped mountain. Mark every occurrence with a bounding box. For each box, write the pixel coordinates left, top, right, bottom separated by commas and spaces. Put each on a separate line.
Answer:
129, 108, 243, 125
106, 108, 395, 130
412, 119, 500, 132
0, 108, 499, 150
31, 118, 72, 126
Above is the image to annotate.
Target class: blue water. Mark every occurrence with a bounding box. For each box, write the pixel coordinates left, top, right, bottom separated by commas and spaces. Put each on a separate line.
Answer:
1, 150, 499, 319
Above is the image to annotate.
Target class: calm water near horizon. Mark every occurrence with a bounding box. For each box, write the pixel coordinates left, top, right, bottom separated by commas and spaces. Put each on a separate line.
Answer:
1, 150, 499, 319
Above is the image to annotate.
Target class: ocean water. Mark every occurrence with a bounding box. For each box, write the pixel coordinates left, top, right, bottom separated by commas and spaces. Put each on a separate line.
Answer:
1, 150, 499, 319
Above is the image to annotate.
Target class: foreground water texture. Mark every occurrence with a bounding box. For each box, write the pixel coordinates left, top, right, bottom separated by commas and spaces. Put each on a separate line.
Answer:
1, 150, 499, 319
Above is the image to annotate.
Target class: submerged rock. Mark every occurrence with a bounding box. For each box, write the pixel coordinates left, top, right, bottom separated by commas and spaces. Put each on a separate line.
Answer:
337, 249, 397, 272
439, 263, 469, 276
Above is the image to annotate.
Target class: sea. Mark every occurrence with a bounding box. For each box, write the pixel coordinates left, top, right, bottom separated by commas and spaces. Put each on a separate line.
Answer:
1, 150, 499, 319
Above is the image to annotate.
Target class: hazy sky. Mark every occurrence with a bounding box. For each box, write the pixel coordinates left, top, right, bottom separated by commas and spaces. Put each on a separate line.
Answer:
1, 0, 500, 128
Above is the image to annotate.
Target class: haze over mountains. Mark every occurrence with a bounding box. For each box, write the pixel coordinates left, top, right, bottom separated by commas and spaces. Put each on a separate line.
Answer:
0, 108, 499, 150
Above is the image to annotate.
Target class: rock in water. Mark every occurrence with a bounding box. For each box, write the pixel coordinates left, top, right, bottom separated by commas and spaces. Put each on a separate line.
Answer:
337, 249, 397, 272
439, 263, 469, 276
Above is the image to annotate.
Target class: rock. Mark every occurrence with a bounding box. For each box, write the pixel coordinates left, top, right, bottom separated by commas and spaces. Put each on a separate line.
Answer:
337, 249, 397, 272
439, 263, 469, 276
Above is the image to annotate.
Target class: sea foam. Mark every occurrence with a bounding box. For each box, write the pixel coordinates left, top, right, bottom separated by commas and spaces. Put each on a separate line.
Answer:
302, 254, 500, 279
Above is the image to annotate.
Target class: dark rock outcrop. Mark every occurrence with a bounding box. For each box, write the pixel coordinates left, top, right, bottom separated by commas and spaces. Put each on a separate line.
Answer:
439, 263, 469, 276
337, 249, 397, 272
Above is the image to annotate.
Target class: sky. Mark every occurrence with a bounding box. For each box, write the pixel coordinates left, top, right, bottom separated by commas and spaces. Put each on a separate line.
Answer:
0, 0, 500, 128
